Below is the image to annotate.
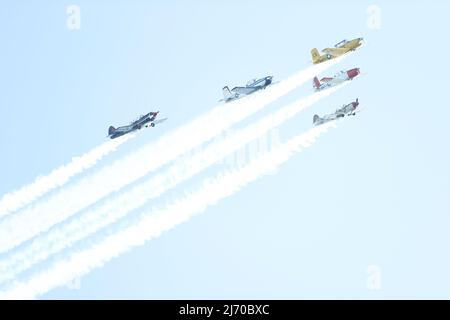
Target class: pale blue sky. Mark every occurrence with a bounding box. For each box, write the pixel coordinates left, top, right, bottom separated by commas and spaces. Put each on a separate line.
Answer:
0, 0, 449, 299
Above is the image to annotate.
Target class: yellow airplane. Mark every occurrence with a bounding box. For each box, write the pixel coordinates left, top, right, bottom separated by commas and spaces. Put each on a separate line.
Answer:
311, 37, 363, 64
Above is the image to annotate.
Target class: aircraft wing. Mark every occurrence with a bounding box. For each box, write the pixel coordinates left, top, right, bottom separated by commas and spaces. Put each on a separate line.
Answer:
134, 116, 152, 127
231, 86, 257, 95
116, 125, 133, 133
324, 113, 339, 121
152, 117, 168, 125
321, 47, 347, 56
350, 106, 364, 115
321, 77, 334, 83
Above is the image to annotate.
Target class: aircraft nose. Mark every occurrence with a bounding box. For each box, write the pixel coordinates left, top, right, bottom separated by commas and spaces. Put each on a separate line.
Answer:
347, 68, 359, 78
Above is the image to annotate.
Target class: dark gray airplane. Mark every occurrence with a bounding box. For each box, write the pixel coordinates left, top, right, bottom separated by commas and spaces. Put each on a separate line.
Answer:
108, 111, 167, 139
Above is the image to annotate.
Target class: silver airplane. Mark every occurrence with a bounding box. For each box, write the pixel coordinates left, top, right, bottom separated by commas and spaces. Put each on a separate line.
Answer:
313, 99, 360, 126
108, 111, 167, 139
221, 76, 273, 102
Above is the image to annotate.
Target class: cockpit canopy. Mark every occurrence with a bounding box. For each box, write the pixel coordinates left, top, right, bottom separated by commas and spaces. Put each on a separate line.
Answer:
334, 39, 348, 48
246, 79, 257, 87
130, 114, 145, 124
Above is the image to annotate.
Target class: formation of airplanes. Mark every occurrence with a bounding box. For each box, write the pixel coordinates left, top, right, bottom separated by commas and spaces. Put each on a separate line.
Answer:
310, 37, 364, 126
107, 37, 364, 138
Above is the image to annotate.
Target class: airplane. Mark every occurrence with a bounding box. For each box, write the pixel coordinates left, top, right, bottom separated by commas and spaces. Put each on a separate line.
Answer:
108, 111, 167, 139
311, 37, 364, 64
313, 99, 360, 126
221, 76, 273, 102
313, 68, 360, 91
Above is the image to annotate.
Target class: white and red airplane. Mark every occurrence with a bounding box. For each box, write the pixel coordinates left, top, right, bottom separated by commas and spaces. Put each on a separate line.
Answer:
313, 68, 360, 91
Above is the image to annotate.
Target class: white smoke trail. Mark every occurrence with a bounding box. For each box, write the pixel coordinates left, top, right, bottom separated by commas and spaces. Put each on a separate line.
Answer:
0, 134, 134, 219
0, 121, 337, 299
0, 55, 347, 253
0, 84, 347, 284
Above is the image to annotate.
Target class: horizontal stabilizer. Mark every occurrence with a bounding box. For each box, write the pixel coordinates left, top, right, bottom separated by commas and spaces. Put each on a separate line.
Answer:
152, 117, 168, 125
313, 77, 321, 89
222, 86, 233, 100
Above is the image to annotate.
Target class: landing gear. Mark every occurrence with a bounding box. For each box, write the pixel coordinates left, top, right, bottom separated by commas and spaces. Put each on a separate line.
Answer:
151, 122, 155, 127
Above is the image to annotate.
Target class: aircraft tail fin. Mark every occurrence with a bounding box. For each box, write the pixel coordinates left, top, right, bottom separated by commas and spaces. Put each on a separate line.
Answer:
311, 48, 321, 64
222, 86, 233, 100
108, 126, 116, 135
313, 77, 321, 90
313, 114, 320, 124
